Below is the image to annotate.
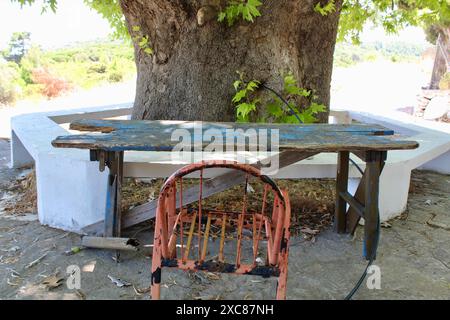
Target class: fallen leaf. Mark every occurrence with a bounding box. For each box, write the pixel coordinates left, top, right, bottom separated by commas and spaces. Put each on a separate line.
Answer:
42, 275, 64, 290
41, 271, 64, 290
133, 285, 150, 295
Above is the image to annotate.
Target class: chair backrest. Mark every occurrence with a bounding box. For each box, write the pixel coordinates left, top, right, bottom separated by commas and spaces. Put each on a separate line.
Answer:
151, 160, 291, 299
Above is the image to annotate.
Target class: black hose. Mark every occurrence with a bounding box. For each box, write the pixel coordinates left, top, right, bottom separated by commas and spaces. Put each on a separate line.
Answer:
350, 158, 364, 175
344, 217, 380, 300
259, 83, 303, 124
259, 80, 379, 300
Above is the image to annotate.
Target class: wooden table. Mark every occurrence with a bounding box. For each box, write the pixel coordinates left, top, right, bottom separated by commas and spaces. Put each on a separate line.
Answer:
52, 119, 419, 260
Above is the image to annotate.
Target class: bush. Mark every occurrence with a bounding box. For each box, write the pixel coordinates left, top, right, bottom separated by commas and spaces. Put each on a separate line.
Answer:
107, 70, 124, 83
439, 72, 450, 90
0, 61, 22, 105
20, 46, 46, 84
31, 68, 72, 98
88, 63, 107, 74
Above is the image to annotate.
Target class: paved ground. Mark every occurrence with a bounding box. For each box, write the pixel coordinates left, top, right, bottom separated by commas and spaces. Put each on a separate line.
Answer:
0, 140, 449, 300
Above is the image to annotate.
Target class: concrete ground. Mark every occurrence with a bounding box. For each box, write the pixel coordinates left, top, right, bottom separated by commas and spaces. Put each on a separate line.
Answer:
0, 139, 449, 300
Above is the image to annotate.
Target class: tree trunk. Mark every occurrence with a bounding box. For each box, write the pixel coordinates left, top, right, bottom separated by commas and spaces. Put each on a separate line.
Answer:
430, 28, 450, 89
120, 0, 342, 123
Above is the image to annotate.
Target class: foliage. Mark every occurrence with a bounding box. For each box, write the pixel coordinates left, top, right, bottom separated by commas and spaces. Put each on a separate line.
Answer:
232, 75, 261, 122
314, 0, 336, 16
131, 26, 153, 56
20, 45, 44, 84
11, 0, 57, 13
0, 61, 23, 105
439, 72, 450, 90
0, 39, 136, 103
218, 0, 263, 26
31, 41, 135, 89
338, 0, 450, 44
334, 40, 425, 67
31, 68, 71, 98
232, 72, 326, 123
84, 0, 128, 40
11, 0, 449, 46
3, 32, 31, 64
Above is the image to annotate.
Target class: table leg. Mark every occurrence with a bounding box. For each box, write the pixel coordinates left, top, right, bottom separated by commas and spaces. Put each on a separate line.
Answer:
346, 155, 386, 235
104, 151, 124, 238
363, 151, 385, 260
335, 151, 349, 233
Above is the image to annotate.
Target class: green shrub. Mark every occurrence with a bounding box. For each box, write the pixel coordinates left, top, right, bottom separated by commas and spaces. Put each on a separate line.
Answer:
439, 72, 450, 90
2, 40, 136, 101
20, 46, 46, 84
0, 61, 22, 105
107, 70, 124, 83
88, 63, 107, 74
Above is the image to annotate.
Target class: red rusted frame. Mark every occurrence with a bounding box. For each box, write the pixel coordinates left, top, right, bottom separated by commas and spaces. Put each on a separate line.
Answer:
151, 160, 291, 300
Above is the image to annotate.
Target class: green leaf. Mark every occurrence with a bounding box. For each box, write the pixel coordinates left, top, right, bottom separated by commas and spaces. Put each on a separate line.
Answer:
138, 36, 147, 47
309, 102, 326, 114
266, 101, 284, 117
246, 80, 260, 91
233, 80, 242, 90
144, 47, 153, 55
218, 11, 226, 22
218, 0, 263, 26
236, 102, 257, 121
283, 74, 311, 97
232, 89, 247, 103
314, 0, 336, 16
298, 111, 317, 123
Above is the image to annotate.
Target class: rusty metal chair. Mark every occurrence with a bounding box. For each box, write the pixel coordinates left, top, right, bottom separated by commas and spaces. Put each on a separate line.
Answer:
151, 160, 291, 300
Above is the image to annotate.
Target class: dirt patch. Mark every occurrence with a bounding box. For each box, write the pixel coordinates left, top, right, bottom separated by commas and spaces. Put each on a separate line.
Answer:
4, 170, 334, 240
0, 169, 449, 299
1, 169, 37, 215
121, 177, 334, 240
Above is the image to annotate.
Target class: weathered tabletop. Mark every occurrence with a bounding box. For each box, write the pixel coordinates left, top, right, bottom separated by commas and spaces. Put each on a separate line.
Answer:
51, 119, 419, 261
52, 119, 419, 152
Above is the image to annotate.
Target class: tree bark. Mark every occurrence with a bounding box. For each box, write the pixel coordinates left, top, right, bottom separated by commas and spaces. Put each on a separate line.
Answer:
120, 0, 342, 123
430, 28, 450, 89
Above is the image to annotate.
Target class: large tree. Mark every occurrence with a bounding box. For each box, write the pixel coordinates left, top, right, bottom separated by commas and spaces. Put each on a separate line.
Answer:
12, 0, 450, 122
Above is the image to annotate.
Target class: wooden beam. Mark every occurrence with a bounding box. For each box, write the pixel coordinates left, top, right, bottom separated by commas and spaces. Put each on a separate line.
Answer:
83, 151, 316, 235
339, 191, 364, 218
81, 236, 139, 251
104, 151, 123, 238
346, 159, 386, 235
364, 152, 383, 260
335, 151, 349, 233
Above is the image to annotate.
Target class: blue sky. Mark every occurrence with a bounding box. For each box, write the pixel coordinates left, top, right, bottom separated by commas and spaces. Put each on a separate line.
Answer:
0, 0, 430, 50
